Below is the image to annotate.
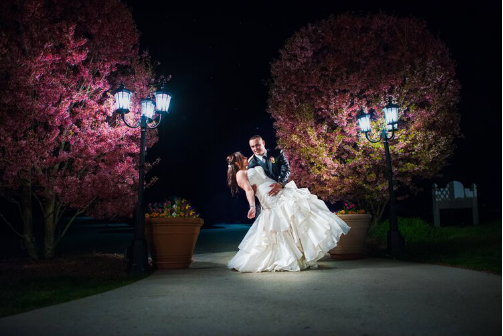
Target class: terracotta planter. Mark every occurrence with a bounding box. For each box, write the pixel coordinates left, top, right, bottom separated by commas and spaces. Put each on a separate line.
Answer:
329, 214, 372, 260
145, 217, 204, 269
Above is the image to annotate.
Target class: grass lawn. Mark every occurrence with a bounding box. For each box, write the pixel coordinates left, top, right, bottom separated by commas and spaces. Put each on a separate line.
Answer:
367, 217, 502, 275
0, 253, 151, 318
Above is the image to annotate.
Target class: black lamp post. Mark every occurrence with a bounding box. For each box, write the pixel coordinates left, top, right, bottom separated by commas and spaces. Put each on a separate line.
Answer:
356, 98, 405, 256
114, 82, 171, 273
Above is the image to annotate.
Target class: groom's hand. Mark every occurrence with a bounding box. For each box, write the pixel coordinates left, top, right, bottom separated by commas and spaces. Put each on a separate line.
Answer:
252, 184, 257, 194
268, 183, 283, 196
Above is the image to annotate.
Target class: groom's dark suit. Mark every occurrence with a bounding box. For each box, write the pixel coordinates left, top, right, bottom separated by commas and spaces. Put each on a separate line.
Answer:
247, 148, 290, 187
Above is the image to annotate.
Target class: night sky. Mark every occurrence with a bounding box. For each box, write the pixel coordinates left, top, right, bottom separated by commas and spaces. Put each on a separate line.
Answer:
125, 1, 502, 225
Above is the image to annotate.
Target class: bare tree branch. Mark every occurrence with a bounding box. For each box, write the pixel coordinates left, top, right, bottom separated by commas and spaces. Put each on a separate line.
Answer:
0, 212, 23, 238
32, 190, 47, 218
55, 196, 96, 245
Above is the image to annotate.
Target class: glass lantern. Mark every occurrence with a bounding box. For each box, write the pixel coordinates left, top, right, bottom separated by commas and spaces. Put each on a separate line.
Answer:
356, 108, 371, 133
140, 98, 156, 119
113, 83, 131, 114
383, 100, 399, 130
155, 84, 172, 114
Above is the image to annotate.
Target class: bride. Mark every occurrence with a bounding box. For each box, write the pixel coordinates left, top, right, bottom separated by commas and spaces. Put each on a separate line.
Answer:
226, 151, 350, 272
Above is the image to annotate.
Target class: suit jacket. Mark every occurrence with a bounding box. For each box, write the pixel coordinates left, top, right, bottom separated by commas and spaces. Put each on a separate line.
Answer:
247, 148, 290, 187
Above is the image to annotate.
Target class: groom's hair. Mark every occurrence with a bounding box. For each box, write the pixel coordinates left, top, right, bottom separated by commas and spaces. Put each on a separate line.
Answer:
249, 135, 262, 141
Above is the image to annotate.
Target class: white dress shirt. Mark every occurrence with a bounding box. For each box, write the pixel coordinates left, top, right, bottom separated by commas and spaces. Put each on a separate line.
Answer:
255, 150, 268, 163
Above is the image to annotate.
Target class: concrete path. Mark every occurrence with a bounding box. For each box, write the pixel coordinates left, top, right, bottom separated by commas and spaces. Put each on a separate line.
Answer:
0, 250, 501, 335
57, 220, 253, 255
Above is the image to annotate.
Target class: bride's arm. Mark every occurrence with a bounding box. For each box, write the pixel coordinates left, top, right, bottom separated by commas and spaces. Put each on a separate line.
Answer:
236, 171, 256, 219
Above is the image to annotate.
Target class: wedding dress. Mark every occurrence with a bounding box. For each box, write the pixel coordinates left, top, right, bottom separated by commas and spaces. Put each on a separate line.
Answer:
228, 166, 350, 272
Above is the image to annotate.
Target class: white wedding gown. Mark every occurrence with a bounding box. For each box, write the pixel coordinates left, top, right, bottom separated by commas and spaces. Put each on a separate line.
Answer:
228, 166, 350, 272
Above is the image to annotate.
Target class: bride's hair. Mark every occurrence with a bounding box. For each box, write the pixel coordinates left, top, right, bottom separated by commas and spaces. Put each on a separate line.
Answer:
226, 151, 246, 197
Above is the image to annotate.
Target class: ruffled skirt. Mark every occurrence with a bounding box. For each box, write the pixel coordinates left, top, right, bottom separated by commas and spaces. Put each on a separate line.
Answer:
227, 181, 350, 272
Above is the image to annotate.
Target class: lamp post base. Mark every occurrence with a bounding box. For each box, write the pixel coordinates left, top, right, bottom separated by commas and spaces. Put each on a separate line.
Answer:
387, 230, 405, 257
126, 239, 149, 274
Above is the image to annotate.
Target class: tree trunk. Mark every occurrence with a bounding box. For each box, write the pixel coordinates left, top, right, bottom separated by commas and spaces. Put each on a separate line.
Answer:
371, 211, 382, 227
43, 192, 57, 259
365, 199, 388, 227
21, 179, 39, 259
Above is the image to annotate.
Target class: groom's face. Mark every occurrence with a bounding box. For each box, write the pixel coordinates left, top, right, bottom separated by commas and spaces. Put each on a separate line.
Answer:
249, 138, 266, 156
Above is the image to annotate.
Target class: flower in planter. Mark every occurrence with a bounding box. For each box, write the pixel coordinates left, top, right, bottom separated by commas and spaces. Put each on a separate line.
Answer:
145, 197, 200, 218
335, 202, 367, 215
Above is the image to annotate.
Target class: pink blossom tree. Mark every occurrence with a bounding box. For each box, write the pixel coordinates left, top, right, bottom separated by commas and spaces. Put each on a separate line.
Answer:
0, 0, 158, 259
268, 13, 461, 225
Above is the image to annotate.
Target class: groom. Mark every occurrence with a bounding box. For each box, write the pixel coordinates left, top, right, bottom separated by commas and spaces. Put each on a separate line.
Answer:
248, 135, 290, 203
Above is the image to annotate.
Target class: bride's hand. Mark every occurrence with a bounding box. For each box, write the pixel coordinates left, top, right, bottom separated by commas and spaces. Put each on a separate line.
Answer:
247, 207, 256, 219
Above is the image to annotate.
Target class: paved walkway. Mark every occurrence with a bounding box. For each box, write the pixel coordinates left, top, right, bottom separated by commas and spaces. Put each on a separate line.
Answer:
0, 250, 501, 335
